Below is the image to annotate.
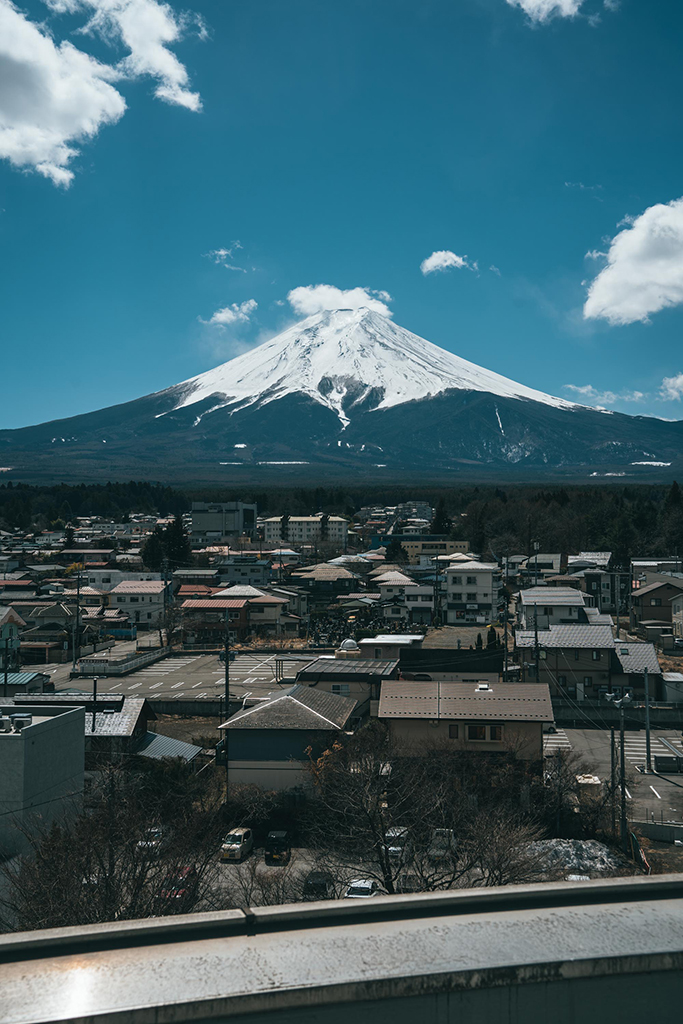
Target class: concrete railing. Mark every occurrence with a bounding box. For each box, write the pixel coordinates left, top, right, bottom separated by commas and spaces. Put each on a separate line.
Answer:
76, 647, 169, 676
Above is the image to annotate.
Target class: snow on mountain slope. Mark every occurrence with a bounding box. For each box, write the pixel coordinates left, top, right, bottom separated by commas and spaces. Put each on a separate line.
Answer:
164, 307, 577, 427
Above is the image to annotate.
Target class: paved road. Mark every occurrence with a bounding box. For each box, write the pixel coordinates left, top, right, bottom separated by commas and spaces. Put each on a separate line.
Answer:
557, 727, 683, 825
58, 651, 314, 703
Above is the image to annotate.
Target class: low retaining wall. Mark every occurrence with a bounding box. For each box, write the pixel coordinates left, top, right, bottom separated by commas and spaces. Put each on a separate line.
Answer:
76, 648, 169, 677
633, 820, 683, 844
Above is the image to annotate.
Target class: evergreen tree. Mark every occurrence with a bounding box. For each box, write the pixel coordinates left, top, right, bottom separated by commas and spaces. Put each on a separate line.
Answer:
431, 498, 452, 535
141, 527, 166, 571
385, 538, 408, 564
164, 514, 192, 568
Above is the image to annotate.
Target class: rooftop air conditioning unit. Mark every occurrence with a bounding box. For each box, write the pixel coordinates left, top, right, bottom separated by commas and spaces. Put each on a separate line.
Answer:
0, 717, 12, 733
476, 683, 491, 691
11, 714, 32, 732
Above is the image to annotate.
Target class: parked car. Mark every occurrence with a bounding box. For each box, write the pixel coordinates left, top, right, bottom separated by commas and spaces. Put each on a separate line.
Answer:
384, 827, 411, 865
264, 830, 291, 866
136, 827, 168, 856
673, 638, 683, 651
302, 871, 336, 901
428, 828, 457, 864
395, 873, 422, 894
157, 866, 198, 904
219, 649, 236, 662
220, 827, 254, 862
343, 878, 384, 899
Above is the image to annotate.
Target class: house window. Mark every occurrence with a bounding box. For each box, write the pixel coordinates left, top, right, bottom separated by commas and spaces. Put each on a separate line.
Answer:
147, 612, 152, 620
451, 576, 462, 585
489, 725, 503, 741
558, 675, 567, 685
574, 650, 580, 660
466, 593, 476, 601
467, 576, 477, 585
448, 724, 459, 739
468, 725, 486, 740
650, 598, 662, 607
375, 649, 382, 658
129, 596, 139, 603
332, 684, 350, 696
583, 676, 592, 686
421, 596, 431, 602
543, 607, 552, 616
592, 651, 600, 661
451, 593, 462, 601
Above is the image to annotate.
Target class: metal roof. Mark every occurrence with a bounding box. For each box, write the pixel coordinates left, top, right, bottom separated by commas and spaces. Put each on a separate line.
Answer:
110, 581, 168, 594
379, 681, 553, 721
11, 694, 151, 736
518, 587, 586, 606
181, 599, 247, 609
134, 731, 203, 762
613, 642, 662, 676
515, 624, 615, 649
633, 580, 683, 598
220, 684, 356, 732
297, 657, 399, 680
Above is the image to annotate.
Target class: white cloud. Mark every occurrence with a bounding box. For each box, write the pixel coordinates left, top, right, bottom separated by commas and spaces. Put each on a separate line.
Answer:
204, 243, 246, 272
420, 250, 477, 275
563, 383, 646, 405
0, 0, 126, 185
506, 0, 583, 23
0, 0, 202, 186
489, 264, 501, 276
202, 298, 257, 328
287, 284, 393, 317
584, 197, 683, 325
46, 0, 203, 110
659, 373, 683, 402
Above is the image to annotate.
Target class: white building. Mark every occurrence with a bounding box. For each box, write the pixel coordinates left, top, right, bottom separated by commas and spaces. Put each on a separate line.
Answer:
516, 586, 591, 630
262, 515, 348, 547
109, 580, 172, 628
445, 561, 502, 625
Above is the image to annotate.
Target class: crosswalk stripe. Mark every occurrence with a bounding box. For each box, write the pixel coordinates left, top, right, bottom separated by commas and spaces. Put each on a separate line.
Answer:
544, 729, 572, 753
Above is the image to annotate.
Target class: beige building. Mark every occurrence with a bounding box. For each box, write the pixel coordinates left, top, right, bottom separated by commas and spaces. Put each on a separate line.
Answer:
262, 515, 348, 546
378, 680, 552, 760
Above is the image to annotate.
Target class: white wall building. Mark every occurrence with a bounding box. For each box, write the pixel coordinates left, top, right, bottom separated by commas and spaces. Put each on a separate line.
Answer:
109, 580, 172, 628
262, 516, 348, 547
445, 561, 502, 625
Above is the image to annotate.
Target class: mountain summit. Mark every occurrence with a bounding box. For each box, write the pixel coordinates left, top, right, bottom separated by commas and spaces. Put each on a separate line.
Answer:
165, 307, 574, 429
1, 308, 681, 483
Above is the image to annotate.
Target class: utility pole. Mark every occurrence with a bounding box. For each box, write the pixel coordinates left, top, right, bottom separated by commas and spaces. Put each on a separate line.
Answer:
162, 556, 169, 647
533, 540, 540, 587
224, 610, 231, 793
619, 701, 628, 853
3, 635, 9, 697
71, 568, 82, 672
92, 676, 98, 733
644, 666, 652, 773
533, 604, 540, 681
610, 726, 616, 837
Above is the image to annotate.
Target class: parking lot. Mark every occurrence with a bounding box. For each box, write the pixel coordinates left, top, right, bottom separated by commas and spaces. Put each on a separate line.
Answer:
545, 727, 683, 824
57, 651, 315, 703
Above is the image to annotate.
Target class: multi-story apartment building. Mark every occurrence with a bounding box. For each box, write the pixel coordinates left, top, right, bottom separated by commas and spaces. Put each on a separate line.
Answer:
190, 502, 257, 545
262, 515, 348, 547
445, 561, 502, 625
109, 580, 172, 628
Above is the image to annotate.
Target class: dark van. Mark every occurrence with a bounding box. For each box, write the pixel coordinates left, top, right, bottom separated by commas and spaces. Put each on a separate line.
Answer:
264, 830, 291, 865
302, 871, 335, 900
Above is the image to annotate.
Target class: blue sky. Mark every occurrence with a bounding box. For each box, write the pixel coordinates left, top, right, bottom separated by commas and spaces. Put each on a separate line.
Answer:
1, 0, 683, 428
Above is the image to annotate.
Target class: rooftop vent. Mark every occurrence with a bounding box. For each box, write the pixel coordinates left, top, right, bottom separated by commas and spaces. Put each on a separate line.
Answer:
11, 714, 32, 732
475, 683, 492, 692
0, 717, 12, 733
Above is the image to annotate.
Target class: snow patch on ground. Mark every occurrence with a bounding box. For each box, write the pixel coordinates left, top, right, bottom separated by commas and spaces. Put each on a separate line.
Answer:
527, 839, 632, 879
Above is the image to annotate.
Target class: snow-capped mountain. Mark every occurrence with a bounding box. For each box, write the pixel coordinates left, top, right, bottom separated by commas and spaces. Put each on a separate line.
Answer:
166, 307, 575, 428
1, 308, 681, 483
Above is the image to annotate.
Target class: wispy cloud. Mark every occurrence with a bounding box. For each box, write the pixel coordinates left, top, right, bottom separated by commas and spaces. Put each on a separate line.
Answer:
200, 298, 258, 328
584, 197, 683, 325
420, 250, 478, 275
287, 284, 393, 317
204, 243, 246, 272
0, 0, 203, 186
563, 383, 646, 406
505, 0, 584, 24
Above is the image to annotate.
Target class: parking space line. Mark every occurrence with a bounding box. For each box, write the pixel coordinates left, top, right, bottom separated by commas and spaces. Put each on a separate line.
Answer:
650, 786, 662, 799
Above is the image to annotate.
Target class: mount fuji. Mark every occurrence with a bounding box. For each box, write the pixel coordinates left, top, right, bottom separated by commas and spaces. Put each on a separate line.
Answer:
1, 308, 682, 483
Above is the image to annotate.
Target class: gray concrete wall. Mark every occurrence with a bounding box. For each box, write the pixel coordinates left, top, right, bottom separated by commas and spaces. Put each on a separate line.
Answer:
0, 707, 84, 857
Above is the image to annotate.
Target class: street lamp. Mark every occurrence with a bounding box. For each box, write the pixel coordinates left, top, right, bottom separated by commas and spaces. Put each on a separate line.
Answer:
605, 690, 632, 853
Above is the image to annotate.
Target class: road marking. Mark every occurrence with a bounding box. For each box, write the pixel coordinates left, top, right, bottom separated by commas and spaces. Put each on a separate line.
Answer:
196, 692, 207, 697
650, 786, 662, 799
173, 692, 185, 698
171, 681, 185, 689
624, 787, 632, 800
543, 729, 572, 754
149, 682, 164, 689
128, 682, 142, 689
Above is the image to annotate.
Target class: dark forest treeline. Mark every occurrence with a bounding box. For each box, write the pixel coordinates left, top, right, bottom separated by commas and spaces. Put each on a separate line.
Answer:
0, 480, 681, 563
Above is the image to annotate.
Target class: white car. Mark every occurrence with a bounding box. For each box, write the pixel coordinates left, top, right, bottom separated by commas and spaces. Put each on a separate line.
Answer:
343, 878, 384, 899
220, 827, 254, 862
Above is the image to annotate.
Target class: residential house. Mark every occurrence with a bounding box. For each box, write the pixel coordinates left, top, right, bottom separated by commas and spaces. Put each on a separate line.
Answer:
630, 580, 683, 632
0, 703, 84, 856
515, 587, 592, 630
398, 628, 504, 681
295, 649, 399, 714
445, 561, 502, 625
290, 564, 359, 612
217, 556, 271, 588
518, 553, 566, 583
0, 606, 25, 674
377, 680, 553, 761
377, 535, 468, 565
172, 569, 221, 589
672, 592, 683, 638
109, 580, 172, 629
357, 634, 425, 661
515, 623, 616, 699
180, 598, 249, 644
218, 684, 357, 790
611, 641, 663, 700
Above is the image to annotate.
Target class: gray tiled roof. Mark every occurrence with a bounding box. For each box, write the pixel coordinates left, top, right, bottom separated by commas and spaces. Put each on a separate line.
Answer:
135, 731, 203, 762
221, 684, 356, 731
515, 624, 615, 649
378, 681, 553, 721
613, 642, 662, 676
11, 694, 150, 736
519, 588, 585, 606
296, 658, 398, 680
